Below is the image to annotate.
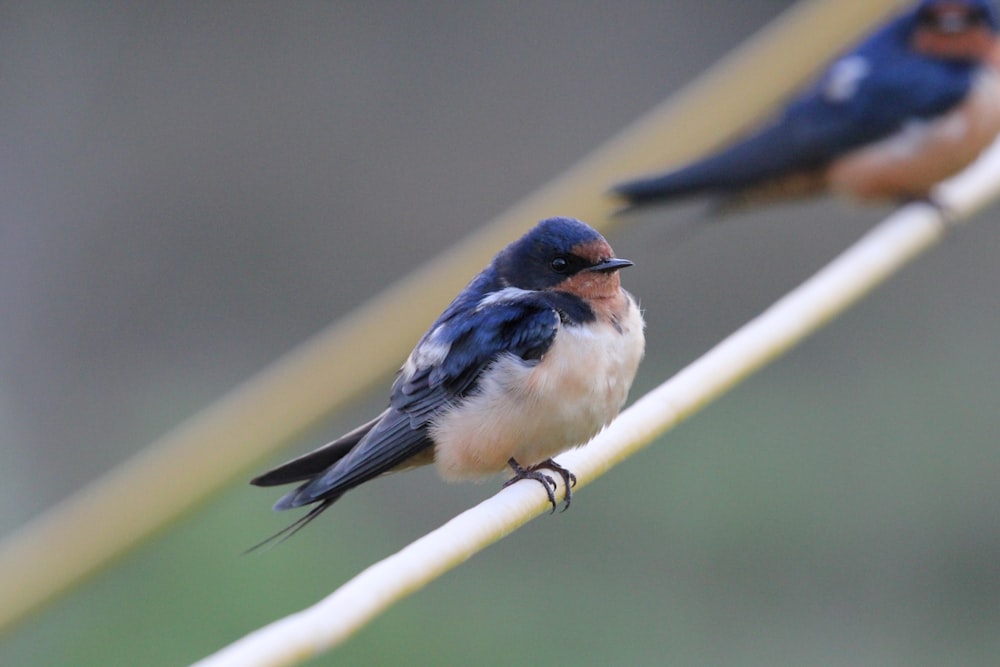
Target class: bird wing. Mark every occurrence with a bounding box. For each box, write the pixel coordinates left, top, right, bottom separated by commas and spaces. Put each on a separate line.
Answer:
613, 30, 974, 206
274, 289, 562, 508
392, 288, 561, 422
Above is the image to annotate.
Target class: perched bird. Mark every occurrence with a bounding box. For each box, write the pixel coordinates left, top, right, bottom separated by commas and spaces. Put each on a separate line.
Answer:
612, 0, 1000, 212
251, 217, 644, 539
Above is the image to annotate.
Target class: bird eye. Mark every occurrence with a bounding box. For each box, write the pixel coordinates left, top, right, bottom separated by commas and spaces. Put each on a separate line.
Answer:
550, 256, 569, 273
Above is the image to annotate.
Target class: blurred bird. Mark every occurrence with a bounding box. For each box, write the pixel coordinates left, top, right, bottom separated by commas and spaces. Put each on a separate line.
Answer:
251, 217, 644, 540
612, 0, 1000, 213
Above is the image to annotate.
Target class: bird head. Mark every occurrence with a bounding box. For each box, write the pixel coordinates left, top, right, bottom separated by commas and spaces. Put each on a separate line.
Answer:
911, 0, 999, 61
494, 217, 633, 299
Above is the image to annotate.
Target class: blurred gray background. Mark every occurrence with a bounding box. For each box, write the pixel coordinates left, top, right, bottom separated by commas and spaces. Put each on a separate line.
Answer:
2, 2, 999, 665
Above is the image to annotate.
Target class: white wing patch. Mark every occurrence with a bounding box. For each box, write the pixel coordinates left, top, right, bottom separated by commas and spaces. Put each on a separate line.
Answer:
401, 324, 452, 378
823, 56, 871, 103
475, 287, 535, 310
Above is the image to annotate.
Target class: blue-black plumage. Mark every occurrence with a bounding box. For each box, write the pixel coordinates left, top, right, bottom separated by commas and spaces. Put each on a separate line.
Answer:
251, 217, 644, 541
613, 0, 1000, 211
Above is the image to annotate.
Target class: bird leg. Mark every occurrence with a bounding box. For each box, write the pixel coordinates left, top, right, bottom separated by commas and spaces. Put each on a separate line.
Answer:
503, 457, 576, 513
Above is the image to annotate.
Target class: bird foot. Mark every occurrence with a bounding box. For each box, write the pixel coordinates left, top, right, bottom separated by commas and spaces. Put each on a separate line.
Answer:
503, 457, 576, 513
905, 195, 958, 230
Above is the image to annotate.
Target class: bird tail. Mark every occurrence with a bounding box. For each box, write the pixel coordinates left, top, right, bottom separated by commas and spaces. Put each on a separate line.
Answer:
250, 413, 383, 487
243, 497, 341, 554
245, 413, 382, 550
610, 170, 707, 210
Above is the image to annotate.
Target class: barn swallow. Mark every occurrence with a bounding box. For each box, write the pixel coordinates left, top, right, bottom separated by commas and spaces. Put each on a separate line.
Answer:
612, 0, 1000, 212
251, 217, 644, 540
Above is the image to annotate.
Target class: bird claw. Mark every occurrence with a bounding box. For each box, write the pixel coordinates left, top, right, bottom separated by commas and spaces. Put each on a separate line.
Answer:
504, 457, 576, 513
928, 198, 958, 230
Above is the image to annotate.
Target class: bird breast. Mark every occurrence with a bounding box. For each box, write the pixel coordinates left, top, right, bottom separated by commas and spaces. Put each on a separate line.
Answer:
828, 66, 1000, 200
430, 292, 644, 480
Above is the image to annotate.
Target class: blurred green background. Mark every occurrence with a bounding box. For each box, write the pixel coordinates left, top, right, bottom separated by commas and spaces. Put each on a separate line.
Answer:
2, 2, 999, 665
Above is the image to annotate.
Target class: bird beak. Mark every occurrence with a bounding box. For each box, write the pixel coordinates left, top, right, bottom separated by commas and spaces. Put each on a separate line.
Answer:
586, 257, 634, 273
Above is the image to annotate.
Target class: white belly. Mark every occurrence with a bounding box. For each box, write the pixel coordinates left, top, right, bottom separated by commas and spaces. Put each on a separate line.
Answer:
430, 300, 644, 480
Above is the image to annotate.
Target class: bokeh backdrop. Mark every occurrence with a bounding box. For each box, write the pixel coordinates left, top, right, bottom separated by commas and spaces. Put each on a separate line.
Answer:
2, 2, 999, 665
